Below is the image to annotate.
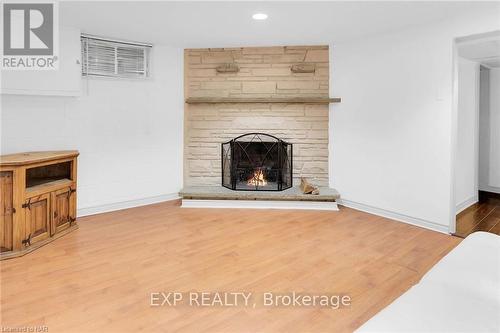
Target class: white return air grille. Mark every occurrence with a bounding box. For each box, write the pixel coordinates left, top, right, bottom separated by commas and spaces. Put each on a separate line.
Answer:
81, 34, 151, 79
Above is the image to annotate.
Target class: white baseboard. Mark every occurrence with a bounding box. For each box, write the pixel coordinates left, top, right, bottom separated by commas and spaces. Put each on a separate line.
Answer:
77, 193, 180, 217
455, 195, 479, 215
181, 199, 339, 211
337, 199, 449, 234
479, 186, 500, 194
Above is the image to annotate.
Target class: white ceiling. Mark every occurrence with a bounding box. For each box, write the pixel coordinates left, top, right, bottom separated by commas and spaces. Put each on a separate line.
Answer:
60, 1, 500, 48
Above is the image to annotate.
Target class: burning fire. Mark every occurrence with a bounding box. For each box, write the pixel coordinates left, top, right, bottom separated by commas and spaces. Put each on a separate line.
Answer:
247, 169, 267, 186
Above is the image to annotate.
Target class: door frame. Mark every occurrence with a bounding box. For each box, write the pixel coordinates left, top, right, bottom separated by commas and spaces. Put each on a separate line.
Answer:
450, 31, 500, 234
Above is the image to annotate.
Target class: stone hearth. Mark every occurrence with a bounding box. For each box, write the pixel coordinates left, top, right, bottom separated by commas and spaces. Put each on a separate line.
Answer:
180, 186, 340, 210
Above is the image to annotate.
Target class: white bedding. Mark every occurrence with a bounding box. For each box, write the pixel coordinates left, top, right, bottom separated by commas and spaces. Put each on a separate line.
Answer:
356, 232, 500, 333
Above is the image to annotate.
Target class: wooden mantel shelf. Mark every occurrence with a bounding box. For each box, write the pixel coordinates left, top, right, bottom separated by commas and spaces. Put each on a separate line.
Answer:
185, 97, 341, 104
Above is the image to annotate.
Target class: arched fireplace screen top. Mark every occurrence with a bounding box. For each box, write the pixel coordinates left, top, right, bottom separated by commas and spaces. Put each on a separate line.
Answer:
221, 133, 293, 191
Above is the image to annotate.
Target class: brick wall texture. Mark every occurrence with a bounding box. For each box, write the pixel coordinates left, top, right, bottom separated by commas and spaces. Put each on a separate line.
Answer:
184, 45, 329, 187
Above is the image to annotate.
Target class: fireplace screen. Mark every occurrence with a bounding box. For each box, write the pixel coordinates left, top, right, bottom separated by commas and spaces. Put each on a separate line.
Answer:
222, 133, 292, 191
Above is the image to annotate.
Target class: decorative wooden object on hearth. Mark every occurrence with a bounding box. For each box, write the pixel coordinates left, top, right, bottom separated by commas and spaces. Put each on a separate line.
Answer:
300, 177, 319, 195
0, 151, 79, 260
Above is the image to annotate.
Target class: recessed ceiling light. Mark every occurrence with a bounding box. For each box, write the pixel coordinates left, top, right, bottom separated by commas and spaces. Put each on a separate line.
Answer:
252, 13, 268, 20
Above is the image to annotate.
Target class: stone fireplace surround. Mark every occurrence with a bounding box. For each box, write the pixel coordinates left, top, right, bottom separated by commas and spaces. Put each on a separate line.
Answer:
184, 45, 330, 188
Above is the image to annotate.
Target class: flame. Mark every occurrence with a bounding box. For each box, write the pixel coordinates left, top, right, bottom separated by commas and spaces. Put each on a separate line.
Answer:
247, 169, 267, 186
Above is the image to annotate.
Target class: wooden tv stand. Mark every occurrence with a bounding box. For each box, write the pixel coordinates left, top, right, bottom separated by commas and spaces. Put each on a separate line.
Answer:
0, 151, 79, 260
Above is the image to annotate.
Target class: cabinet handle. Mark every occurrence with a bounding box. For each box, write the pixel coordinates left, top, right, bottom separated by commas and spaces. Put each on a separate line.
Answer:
22, 199, 32, 210
67, 188, 76, 199
5, 207, 16, 214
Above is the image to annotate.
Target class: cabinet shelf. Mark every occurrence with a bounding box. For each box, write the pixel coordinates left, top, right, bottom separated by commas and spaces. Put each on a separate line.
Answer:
26, 178, 73, 194
185, 97, 341, 104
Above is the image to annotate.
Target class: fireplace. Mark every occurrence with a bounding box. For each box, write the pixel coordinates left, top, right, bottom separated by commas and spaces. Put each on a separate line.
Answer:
221, 133, 292, 191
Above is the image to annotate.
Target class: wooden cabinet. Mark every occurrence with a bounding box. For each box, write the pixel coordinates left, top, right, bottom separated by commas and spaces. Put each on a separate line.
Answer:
0, 151, 79, 260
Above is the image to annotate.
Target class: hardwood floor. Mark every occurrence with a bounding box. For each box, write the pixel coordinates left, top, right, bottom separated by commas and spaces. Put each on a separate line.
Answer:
1, 202, 460, 332
455, 191, 500, 238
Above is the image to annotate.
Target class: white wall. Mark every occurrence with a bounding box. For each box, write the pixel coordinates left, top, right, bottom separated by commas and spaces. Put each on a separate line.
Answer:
455, 58, 479, 212
0, 45, 184, 215
329, 10, 500, 233
480, 68, 500, 193
489, 69, 500, 189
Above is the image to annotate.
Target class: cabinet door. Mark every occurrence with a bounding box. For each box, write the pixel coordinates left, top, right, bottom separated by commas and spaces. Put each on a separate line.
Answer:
24, 193, 51, 245
0, 171, 14, 253
51, 187, 74, 235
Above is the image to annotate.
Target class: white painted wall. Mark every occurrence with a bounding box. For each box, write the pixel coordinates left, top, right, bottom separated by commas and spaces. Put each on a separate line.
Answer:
455, 58, 479, 212
0, 45, 184, 215
480, 68, 500, 193
329, 11, 500, 233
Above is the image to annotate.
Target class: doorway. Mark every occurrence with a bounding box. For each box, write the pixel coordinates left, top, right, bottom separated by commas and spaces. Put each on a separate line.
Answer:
453, 31, 500, 237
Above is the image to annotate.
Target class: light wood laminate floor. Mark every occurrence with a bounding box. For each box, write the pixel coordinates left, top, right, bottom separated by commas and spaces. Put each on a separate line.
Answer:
1, 201, 460, 332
